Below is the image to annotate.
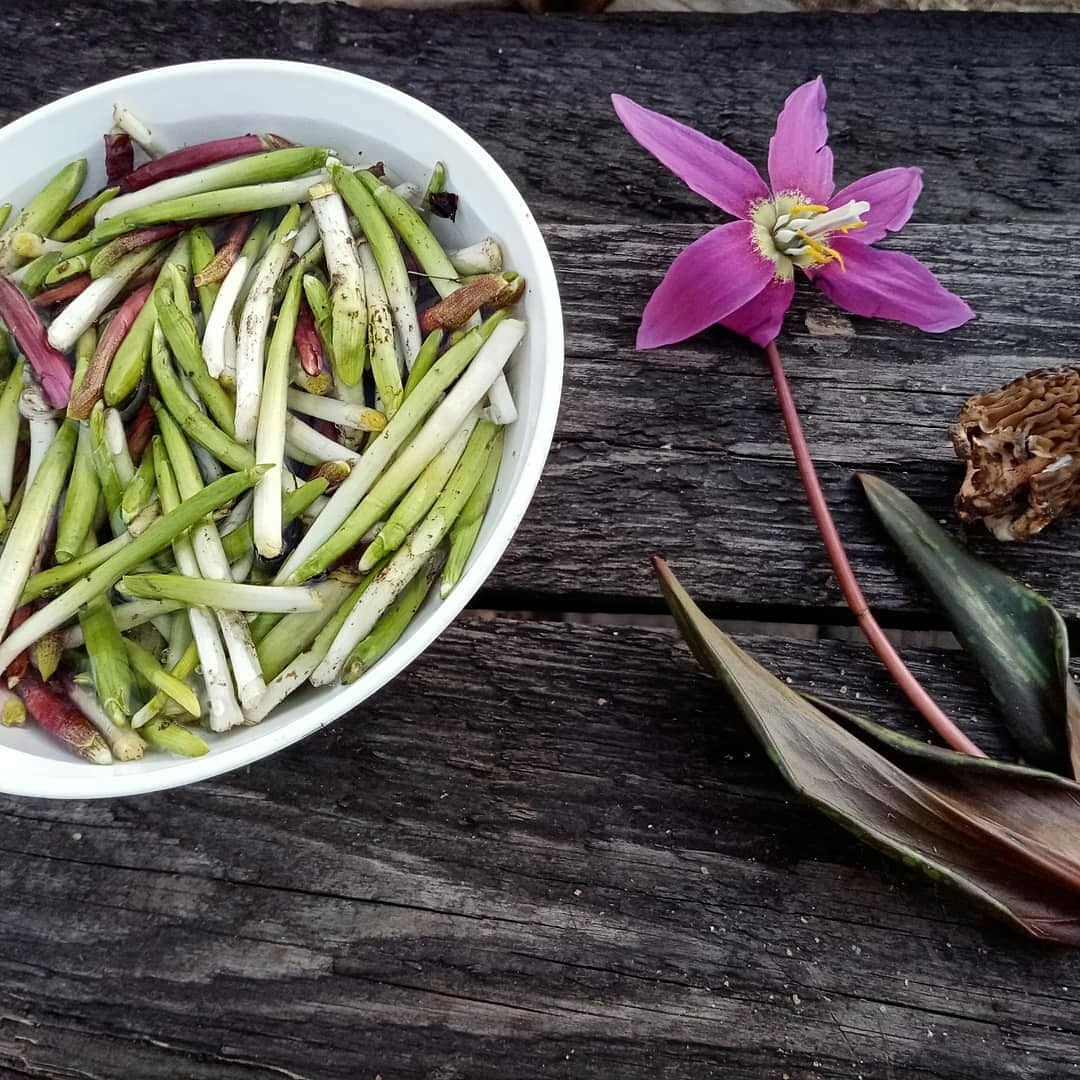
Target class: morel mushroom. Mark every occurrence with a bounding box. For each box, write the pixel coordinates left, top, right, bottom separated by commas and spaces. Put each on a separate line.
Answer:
951, 366, 1080, 541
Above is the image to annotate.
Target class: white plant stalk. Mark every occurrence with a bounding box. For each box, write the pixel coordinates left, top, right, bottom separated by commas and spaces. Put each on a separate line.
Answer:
253, 267, 303, 559
234, 207, 301, 444
286, 388, 385, 432
59, 598, 184, 649
292, 208, 320, 258
0, 422, 75, 642
309, 182, 366, 390
0, 360, 23, 505
22, 385, 59, 489
47, 241, 164, 352
158, 534, 243, 732
67, 680, 146, 761
202, 254, 249, 379
112, 104, 171, 158
485, 377, 519, 425
285, 415, 361, 465
272, 326, 492, 584
447, 238, 504, 276
104, 407, 136, 485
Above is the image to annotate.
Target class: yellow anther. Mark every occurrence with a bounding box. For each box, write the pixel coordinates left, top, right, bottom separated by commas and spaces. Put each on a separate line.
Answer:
795, 230, 846, 271
838, 220, 868, 234
823, 244, 846, 271
789, 203, 829, 216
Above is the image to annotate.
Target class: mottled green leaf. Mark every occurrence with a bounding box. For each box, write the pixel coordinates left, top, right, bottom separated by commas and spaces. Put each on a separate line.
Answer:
860, 472, 1080, 777
654, 556, 1080, 944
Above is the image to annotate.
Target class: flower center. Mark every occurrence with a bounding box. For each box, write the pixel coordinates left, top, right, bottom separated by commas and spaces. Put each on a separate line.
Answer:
751, 194, 870, 281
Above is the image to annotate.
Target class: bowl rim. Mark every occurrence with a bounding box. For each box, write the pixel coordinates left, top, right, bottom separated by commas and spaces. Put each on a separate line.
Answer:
0, 58, 563, 799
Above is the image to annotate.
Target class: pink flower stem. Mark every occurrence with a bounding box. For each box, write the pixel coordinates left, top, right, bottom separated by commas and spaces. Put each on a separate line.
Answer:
765, 339, 985, 757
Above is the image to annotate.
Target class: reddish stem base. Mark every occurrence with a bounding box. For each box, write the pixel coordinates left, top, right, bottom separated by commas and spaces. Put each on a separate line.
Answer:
764, 340, 985, 758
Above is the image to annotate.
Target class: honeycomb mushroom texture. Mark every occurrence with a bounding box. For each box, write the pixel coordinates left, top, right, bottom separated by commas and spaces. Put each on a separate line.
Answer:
951, 366, 1080, 541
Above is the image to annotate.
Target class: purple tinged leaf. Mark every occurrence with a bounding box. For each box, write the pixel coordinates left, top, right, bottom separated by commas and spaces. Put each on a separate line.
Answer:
654, 555, 1080, 944
0, 276, 72, 407
428, 191, 458, 221
104, 134, 134, 185
859, 473, 1080, 778
118, 134, 289, 194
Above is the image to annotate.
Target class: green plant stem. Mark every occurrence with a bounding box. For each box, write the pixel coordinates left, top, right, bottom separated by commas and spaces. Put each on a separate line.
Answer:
0, 159, 88, 272
104, 234, 191, 407
52, 187, 119, 242
441, 424, 504, 597
0, 359, 25, 505
141, 716, 209, 756
0, 465, 265, 675
151, 325, 253, 471
332, 165, 421, 365
155, 280, 236, 434
80, 592, 138, 724
402, 330, 443, 400
189, 225, 218, 320
123, 637, 201, 718
119, 573, 323, 613
0, 420, 76, 641
56, 425, 102, 561
343, 553, 441, 683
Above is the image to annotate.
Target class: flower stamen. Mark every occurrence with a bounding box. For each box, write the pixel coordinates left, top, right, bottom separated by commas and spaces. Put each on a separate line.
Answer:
752, 195, 868, 278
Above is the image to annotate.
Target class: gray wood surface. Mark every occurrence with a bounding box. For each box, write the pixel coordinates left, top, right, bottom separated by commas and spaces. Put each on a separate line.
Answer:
1, 619, 1072, 1080
1, 4, 1079, 1079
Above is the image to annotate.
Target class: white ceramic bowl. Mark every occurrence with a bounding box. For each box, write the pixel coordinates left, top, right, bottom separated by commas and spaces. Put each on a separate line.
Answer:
0, 60, 563, 799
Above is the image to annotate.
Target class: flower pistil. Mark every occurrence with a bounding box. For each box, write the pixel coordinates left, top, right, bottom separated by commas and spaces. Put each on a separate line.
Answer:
752, 196, 870, 279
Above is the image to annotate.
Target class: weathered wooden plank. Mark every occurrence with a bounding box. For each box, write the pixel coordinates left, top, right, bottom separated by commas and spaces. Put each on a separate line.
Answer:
484, 221, 1080, 616
0, 6, 1075, 226
1, 617, 1077, 1080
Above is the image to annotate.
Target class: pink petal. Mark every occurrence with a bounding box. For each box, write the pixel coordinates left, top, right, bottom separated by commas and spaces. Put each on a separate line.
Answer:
612, 94, 769, 219
813, 238, 974, 333
832, 167, 923, 244
767, 77, 834, 203
720, 278, 795, 347
637, 220, 775, 349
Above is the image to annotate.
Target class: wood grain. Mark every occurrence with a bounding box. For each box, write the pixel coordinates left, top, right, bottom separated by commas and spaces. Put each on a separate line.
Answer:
1, 7, 1078, 1079
0, 5, 1076, 226
1, 616, 1075, 1080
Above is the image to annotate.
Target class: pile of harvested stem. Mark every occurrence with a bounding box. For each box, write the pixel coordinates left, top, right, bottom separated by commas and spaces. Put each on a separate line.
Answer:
0, 107, 524, 764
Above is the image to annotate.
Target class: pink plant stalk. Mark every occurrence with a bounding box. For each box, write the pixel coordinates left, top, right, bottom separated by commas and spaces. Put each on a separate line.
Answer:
294, 296, 326, 377
17, 672, 111, 763
67, 282, 154, 420
0, 276, 72, 407
104, 133, 134, 185
613, 79, 982, 756
193, 215, 253, 287
32, 274, 93, 308
119, 134, 292, 193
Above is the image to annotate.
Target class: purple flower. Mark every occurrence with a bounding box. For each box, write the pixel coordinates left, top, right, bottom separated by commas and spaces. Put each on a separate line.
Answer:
613, 78, 974, 349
